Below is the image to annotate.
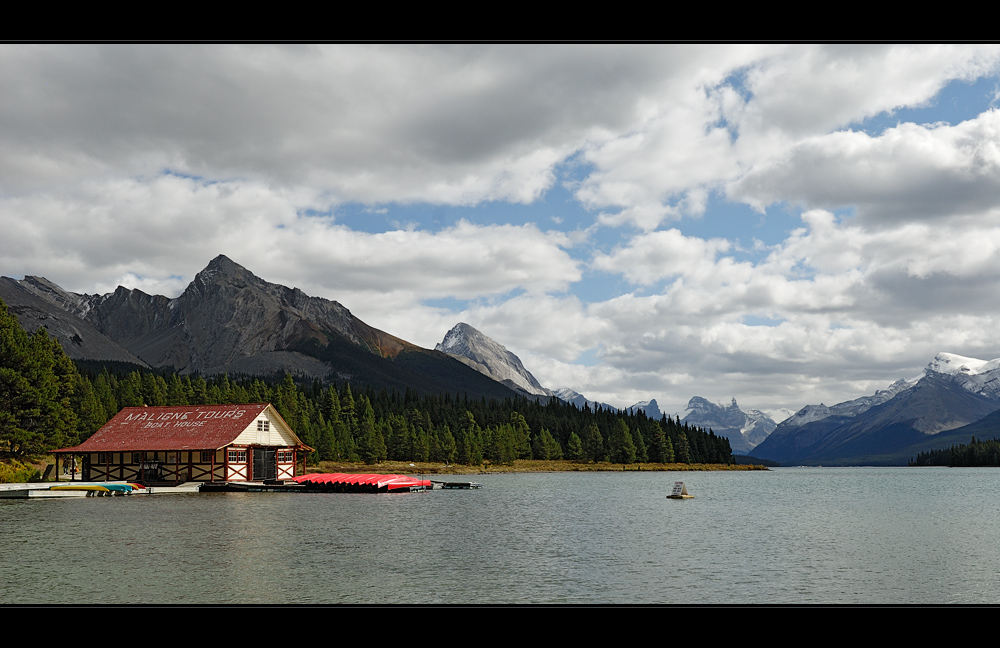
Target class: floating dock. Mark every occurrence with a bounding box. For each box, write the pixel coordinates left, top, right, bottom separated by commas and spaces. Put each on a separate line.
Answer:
200, 473, 436, 494
435, 480, 482, 489
0, 482, 143, 498
2, 474, 480, 497
0, 481, 202, 498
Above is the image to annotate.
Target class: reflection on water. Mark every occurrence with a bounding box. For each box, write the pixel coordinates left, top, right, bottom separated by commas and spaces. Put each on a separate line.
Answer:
3, 468, 999, 604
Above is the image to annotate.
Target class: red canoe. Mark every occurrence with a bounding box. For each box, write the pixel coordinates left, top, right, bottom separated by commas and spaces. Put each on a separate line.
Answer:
293, 473, 431, 492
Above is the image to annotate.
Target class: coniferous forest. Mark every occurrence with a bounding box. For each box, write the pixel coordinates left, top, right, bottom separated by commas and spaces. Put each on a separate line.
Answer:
909, 437, 1000, 467
0, 297, 732, 468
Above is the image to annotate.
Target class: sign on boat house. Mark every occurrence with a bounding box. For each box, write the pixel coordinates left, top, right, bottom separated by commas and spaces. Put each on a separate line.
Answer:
53, 404, 312, 483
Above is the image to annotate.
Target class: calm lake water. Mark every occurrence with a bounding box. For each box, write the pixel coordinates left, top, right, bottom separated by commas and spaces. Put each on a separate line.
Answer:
3, 467, 999, 604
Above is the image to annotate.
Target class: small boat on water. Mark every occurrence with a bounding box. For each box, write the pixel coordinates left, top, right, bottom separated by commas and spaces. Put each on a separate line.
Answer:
50, 483, 137, 495
667, 481, 694, 499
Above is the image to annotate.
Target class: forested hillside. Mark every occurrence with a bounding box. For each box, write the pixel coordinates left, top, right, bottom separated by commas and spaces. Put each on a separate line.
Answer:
0, 299, 83, 459
1, 297, 732, 467
909, 437, 1000, 466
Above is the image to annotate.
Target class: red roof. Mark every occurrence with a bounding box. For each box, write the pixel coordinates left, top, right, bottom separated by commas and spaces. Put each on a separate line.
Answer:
54, 404, 302, 453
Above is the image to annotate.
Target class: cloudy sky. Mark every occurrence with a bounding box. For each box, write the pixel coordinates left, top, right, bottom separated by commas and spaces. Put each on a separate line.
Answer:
4, 44, 1000, 418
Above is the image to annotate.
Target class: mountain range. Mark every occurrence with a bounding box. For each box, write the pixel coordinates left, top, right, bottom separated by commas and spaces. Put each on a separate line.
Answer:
1, 255, 633, 413
6, 255, 999, 465
681, 397, 778, 455
550, 388, 619, 413
433, 322, 633, 412
0, 255, 520, 401
752, 352, 1000, 465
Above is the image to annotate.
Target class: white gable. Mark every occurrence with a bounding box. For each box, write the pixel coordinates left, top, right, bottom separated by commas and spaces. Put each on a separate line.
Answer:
232, 405, 300, 447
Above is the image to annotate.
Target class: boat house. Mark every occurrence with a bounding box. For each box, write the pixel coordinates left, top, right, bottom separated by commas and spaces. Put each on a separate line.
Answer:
53, 403, 311, 483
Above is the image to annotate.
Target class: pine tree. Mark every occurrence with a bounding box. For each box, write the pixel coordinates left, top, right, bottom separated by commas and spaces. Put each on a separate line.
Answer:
609, 419, 637, 465
72, 374, 107, 442
0, 300, 79, 459
533, 427, 562, 460
648, 422, 670, 463
674, 429, 691, 464
630, 426, 648, 463
357, 398, 386, 464
565, 431, 584, 461
435, 424, 457, 464
510, 412, 533, 460
584, 422, 605, 462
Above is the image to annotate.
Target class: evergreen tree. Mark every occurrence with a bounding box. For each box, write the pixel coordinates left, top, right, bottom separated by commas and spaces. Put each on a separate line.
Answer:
357, 398, 386, 464
583, 422, 605, 462
456, 412, 483, 465
72, 373, 106, 442
486, 423, 518, 464
609, 419, 637, 465
565, 431, 584, 461
532, 427, 563, 460
318, 418, 338, 461
0, 301, 79, 459
93, 371, 118, 419
435, 424, 457, 465
648, 422, 671, 463
510, 412, 533, 460
190, 375, 209, 405
630, 426, 648, 463
166, 374, 189, 405
673, 429, 692, 464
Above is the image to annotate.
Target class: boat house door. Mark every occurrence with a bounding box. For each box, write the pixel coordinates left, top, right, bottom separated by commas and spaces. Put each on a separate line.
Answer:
253, 447, 277, 481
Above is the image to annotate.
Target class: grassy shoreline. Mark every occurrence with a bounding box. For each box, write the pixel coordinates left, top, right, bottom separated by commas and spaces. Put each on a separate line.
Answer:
308, 459, 769, 475
5, 457, 767, 484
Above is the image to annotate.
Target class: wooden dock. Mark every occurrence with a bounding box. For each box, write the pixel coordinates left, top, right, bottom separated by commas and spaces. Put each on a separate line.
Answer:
1, 476, 480, 498
434, 480, 483, 489
0, 481, 203, 498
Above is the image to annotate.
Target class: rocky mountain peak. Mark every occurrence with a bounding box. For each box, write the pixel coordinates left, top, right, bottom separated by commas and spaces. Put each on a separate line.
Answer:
16, 275, 93, 317
437, 322, 484, 355
754, 351, 1000, 465
435, 322, 550, 398
2, 257, 526, 402
629, 399, 662, 420
186, 254, 263, 297
207, 253, 238, 270
926, 352, 1000, 378
682, 396, 778, 454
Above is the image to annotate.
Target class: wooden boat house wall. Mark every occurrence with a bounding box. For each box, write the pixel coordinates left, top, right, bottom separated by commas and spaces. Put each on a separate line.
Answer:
53, 404, 312, 483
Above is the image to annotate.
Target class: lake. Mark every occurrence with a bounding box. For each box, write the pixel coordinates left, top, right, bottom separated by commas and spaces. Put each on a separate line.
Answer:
2, 467, 998, 604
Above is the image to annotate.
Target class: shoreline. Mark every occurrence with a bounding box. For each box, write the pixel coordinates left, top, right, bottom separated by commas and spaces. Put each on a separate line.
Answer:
307, 459, 769, 475
8, 457, 767, 486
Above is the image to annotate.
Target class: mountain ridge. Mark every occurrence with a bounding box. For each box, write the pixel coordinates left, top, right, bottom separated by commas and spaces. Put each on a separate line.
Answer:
681, 396, 777, 454
0, 255, 521, 401
435, 322, 553, 398
753, 353, 1000, 465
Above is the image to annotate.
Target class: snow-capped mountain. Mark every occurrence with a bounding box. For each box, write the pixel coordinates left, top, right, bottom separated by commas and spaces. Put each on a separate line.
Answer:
776, 352, 1000, 433
753, 352, 1000, 465
435, 323, 553, 398
777, 377, 918, 429
681, 397, 778, 454
925, 352, 1000, 399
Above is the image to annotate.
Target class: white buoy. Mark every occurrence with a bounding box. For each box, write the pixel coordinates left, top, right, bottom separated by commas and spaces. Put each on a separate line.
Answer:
667, 481, 694, 499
